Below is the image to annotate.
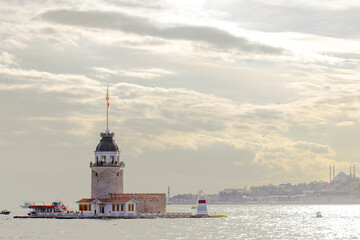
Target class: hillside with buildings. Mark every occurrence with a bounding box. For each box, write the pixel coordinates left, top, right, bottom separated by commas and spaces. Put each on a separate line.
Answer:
170, 169, 360, 204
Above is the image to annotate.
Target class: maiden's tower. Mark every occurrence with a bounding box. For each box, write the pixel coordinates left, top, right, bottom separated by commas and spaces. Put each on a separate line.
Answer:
91, 88, 124, 198
18, 88, 216, 219
76, 88, 166, 215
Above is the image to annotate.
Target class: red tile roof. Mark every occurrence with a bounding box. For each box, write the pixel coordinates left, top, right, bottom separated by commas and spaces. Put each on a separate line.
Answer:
76, 198, 93, 203
76, 198, 132, 203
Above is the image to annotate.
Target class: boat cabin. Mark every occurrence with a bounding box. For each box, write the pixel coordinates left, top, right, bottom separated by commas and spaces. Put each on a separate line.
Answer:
29, 201, 67, 214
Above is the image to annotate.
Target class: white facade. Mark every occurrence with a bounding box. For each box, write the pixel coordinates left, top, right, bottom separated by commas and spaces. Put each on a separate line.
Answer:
77, 199, 137, 216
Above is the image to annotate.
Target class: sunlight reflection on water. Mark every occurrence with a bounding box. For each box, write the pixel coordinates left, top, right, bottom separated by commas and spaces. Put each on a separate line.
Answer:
2, 205, 360, 239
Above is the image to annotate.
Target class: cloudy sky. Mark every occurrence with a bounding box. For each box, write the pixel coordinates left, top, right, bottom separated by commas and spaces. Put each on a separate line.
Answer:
1, 0, 360, 206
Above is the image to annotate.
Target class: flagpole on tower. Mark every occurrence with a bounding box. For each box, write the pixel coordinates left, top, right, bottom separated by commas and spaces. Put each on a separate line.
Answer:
106, 86, 109, 134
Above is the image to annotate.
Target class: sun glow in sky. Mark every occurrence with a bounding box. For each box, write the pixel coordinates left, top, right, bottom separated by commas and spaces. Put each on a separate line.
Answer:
1, 0, 360, 206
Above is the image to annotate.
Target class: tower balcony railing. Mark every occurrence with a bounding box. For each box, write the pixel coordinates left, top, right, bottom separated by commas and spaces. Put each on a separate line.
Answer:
90, 161, 125, 168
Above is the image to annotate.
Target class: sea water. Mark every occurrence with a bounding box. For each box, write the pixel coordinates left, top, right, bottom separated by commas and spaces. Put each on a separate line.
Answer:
1, 205, 360, 239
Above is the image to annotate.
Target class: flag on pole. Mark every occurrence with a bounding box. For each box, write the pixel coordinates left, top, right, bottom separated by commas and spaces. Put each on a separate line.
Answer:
108, 102, 109, 107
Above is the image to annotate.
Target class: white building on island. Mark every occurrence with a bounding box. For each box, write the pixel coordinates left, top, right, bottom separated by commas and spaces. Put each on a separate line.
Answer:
76, 198, 137, 215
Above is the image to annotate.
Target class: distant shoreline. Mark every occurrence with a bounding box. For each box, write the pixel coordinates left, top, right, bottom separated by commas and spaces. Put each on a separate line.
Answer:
169, 195, 360, 205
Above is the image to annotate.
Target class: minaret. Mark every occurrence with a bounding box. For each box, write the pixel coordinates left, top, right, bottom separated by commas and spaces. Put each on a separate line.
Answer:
90, 87, 125, 198
329, 165, 332, 182
350, 165, 352, 178
333, 164, 335, 180
167, 186, 171, 204
354, 165, 356, 178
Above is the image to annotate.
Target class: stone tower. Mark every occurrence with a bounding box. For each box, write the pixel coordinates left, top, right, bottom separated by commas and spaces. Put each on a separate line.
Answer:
90, 87, 125, 198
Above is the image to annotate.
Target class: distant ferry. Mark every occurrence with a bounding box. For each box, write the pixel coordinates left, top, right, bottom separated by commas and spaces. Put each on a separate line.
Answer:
28, 201, 67, 216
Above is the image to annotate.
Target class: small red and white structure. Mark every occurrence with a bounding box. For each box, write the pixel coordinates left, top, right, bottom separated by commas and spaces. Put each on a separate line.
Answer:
28, 201, 67, 215
196, 190, 208, 216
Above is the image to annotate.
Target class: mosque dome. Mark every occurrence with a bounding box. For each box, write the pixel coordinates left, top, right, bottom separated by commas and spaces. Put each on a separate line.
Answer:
95, 132, 119, 152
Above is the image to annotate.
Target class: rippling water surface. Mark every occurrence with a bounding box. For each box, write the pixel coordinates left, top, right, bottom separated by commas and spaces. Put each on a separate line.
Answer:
2, 205, 360, 239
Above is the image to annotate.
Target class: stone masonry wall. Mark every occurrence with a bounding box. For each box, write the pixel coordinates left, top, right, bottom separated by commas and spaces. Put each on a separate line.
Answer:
91, 168, 123, 198
110, 193, 166, 213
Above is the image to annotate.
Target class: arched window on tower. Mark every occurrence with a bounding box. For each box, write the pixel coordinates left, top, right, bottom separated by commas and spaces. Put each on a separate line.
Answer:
110, 156, 114, 163
102, 156, 106, 163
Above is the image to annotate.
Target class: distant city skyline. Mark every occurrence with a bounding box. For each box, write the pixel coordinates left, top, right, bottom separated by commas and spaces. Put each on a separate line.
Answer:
1, 0, 360, 207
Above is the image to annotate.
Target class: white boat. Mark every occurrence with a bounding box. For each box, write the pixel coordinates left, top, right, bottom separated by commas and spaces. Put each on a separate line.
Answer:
20, 202, 33, 209
316, 211, 322, 218
28, 201, 67, 215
